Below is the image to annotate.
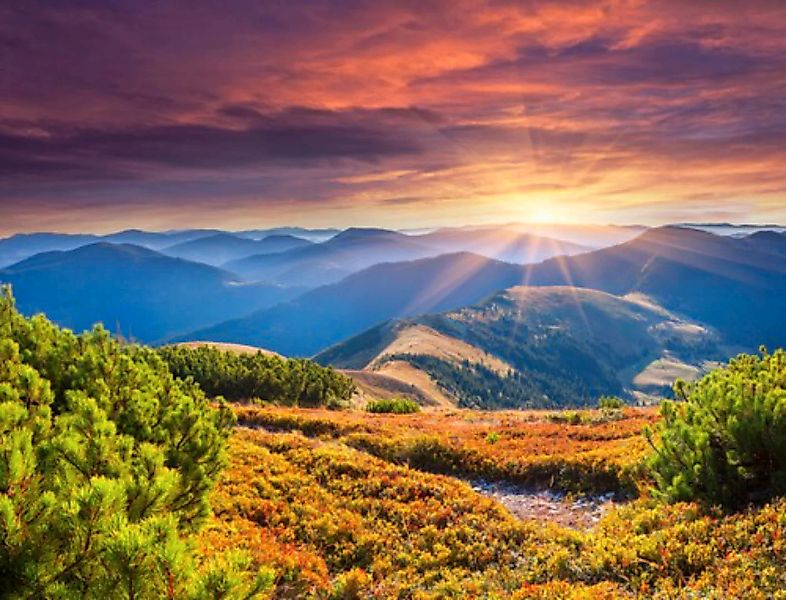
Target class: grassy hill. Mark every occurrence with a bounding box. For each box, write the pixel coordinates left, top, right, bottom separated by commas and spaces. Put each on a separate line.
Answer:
317, 286, 722, 408
523, 226, 786, 348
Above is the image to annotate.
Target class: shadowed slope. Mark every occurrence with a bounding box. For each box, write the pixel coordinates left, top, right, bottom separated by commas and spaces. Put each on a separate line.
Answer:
0, 243, 302, 342
183, 252, 528, 356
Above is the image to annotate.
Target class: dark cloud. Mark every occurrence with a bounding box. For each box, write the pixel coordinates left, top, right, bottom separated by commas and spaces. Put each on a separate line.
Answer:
0, 108, 424, 187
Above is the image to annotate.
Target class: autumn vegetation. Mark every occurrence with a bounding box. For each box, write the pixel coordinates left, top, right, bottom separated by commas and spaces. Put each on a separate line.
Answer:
2, 286, 786, 598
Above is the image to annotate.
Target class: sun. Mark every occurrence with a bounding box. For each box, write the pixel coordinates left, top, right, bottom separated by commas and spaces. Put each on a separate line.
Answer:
528, 207, 556, 224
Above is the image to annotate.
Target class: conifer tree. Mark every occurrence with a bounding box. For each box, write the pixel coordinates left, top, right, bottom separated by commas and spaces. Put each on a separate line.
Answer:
646, 348, 786, 509
0, 286, 271, 599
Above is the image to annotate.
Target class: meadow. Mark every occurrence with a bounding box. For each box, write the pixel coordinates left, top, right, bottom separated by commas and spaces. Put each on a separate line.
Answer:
201, 405, 786, 598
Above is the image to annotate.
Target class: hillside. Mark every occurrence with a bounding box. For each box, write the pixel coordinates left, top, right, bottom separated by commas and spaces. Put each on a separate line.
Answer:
522, 226, 786, 348
183, 252, 527, 355
224, 227, 437, 286
175, 340, 282, 356
224, 226, 595, 287
0, 243, 302, 342
0, 232, 101, 267
316, 286, 721, 408
162, 232, 312, 266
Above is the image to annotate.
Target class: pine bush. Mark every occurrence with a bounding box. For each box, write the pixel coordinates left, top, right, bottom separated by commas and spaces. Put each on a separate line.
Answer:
646, 348, 786, 510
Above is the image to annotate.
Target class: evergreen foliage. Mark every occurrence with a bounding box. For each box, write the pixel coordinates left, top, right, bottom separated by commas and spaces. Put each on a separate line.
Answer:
598, 395, 625, 409
384, 354, 566, 409
0, 287, 269, 599
365, 397, 420, 414
646, 348, 786, 510
158, 345, 355, 408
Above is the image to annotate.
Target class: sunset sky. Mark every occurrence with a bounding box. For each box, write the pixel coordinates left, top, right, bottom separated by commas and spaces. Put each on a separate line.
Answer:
1, 0, 786, 234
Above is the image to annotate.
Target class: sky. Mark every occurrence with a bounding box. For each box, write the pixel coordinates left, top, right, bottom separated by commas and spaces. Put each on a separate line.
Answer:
1, 0, 786, 235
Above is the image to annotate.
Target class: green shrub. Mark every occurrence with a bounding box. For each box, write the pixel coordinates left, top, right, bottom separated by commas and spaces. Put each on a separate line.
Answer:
366, 397, 421, 414
159, 344, 356, 408
0, 287, 269, 598
646, 348, 786, 510
548, 410, 590, 425
598, 395, 625, 410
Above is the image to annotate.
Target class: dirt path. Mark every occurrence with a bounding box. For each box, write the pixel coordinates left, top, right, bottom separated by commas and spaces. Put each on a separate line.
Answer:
471, 480, 618, 529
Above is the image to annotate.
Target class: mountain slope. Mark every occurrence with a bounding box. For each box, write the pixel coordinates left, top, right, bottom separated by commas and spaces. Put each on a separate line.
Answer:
522, 227, 786, 347
181, 252, 529, 355
163, 233, 312, 266
743, 230, 786, 257
0, 243, 302, 342
224, 227, 436, 286
0, 233, 101, 267
316, 286, 721, 408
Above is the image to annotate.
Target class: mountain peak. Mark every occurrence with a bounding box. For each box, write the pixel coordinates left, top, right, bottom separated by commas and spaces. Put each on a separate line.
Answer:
330, 227, 402, 241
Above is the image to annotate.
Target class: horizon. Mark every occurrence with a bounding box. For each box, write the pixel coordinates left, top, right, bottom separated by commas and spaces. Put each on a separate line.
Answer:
2, 1, 786, 233
3, 220, 786, 239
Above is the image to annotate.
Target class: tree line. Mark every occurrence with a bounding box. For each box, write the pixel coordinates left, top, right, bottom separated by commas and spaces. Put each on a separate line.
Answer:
158, 345, 356, 408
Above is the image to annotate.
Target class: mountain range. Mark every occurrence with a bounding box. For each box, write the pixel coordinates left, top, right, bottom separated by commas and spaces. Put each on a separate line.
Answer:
518, 226, 786, 348
224, 227, 588, 287
0, 227, 337, 268
188, 226, 786, 355
162, 233, 313, 266
0, 243, 301, 342
1, 223, 783, 407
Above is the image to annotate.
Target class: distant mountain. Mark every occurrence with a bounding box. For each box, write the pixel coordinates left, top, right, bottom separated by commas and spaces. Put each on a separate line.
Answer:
316, 286, 722, 408
0, 243, 302, 342
0, 233, 101, 267
522, 226, 786, 348
481, 223, 647, 248
411, 228, 590, 263
162, 233, 312, 267
225, 226, 591, 287
0, 229, 221, 266
676, 223, 786, 237
186, 226, 785, 357
100, 229, 219, 249
743, 230, 786, 257
224, 227, 437, 286
182, 252, 528, 355
233, 227, 340, 243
